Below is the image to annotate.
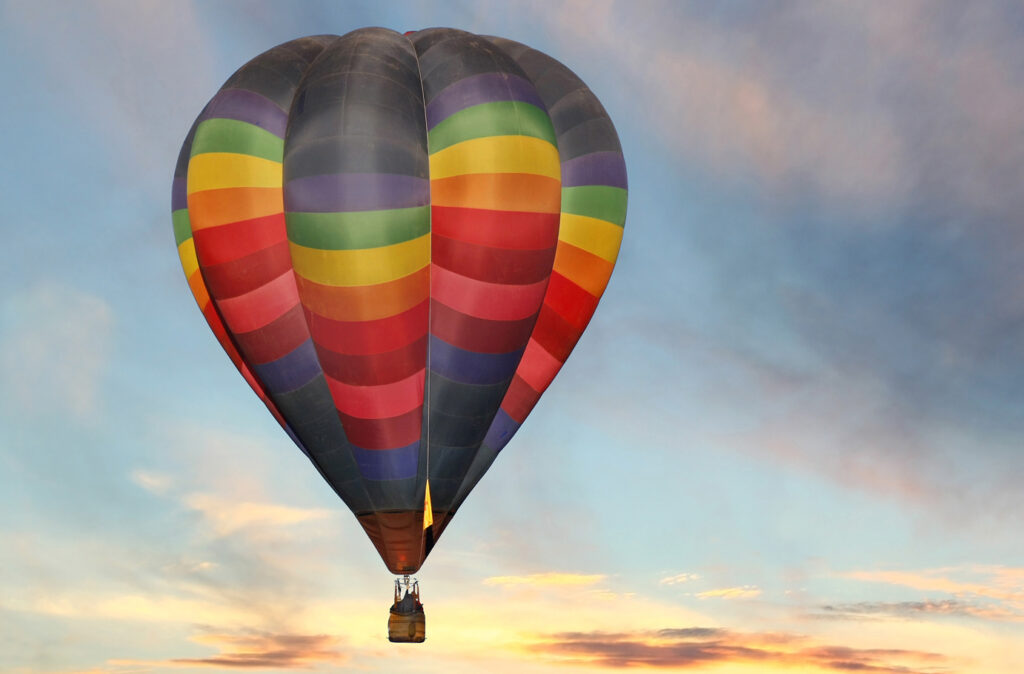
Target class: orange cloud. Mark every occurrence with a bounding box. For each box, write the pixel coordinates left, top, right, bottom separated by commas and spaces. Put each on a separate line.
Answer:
695, 586, 762, 600
183, 493, 334, 536
528, 627, 950, 672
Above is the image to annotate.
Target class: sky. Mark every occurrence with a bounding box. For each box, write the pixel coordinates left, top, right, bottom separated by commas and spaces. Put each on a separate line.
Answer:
2, 0, 1023, 672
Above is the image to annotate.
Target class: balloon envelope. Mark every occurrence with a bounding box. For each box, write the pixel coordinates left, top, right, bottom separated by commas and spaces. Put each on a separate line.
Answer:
171, 27, 626, 574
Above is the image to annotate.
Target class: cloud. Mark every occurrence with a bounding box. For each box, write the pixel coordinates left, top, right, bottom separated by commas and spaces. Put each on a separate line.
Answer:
484, 573, 608, 588
817, 599, 1022, 623
660, 573, 700, 586
0, 0, 217, 187
528, 627, 949, 672
695, 586, 762, 600
0, 282, 113, 423
112, 630, 346, 670
131, 469, 174, 495
838, 565, 1024, 619
533, 1, 1024, 222
183, 493, 334, 538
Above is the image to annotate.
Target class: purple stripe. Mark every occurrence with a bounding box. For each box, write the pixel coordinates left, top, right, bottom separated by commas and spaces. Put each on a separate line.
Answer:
198, 88, 288, 138
561, 151, 628, 189
251, 339, 321, 393
428, 336, 524, 386
482, 408, 521, 454
171, 177, 187, 211
283, 425, 311, 458
285, 173, 429, 213
426, 73, 545, 129
351, 442, 419, 480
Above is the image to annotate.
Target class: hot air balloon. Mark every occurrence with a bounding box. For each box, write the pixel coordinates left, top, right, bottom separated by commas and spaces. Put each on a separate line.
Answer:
171, 27, 626, 642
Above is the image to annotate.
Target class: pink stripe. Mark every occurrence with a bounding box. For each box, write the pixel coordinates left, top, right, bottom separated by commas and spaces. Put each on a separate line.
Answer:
215, 270, 299, 333
515, 338, 564, 392
430, 264, 549, 321
326, 369, 425, 419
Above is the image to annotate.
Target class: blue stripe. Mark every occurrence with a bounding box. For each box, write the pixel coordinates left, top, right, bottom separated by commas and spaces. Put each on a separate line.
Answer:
428, 336, 524, 385
482, 408, 521, 453
351, 442, 419, 480
251, 339, 321, 393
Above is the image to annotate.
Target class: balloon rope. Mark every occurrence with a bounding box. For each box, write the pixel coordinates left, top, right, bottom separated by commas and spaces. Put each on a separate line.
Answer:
411, 34, 432, 507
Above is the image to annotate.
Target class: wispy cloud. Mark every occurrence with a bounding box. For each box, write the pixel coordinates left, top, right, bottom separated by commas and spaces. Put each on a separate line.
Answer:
0, 282, 113, 423
131, 469, 174, 495
484, 573, 607, 588
659, 573, 700, 586
695, 586, 762, 600
528, 627, 949, 672
839, 565, 1024, 620
183, 493, 334, 538
817, 599, 1022, 623
111, 630, 346, 670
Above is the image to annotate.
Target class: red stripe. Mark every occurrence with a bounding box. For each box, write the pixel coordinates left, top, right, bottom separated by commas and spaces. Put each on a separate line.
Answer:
305, 300, 428, 356
316, 337, 426, 386
431, 264, 549, 321
500, 375, 542, 424
201, 296, 289, 428
232, 304, 310, 364
432, 234, 556, 284
514, 338, 563, 393
544, 272, 599, 331
430, 301, 539, 354
192, 212, 287, 266
530, 304, 581, 362
325, 369, 424, 419
200, 239, 292, 299
215, 269, 298, 333
431, 206, 560, 250
337, 407, 422, 449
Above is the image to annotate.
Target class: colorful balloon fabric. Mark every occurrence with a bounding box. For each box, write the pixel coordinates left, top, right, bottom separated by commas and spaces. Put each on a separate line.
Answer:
172, 28, 626, 574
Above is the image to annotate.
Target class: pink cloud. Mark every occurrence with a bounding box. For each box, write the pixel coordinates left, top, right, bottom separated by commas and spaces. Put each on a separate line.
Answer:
528, 626, 949, 672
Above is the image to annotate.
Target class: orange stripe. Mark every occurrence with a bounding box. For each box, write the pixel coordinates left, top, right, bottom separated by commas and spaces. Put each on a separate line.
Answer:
295, 267, 430, 322
187, 187, 283, 230
187, 269, 211, 308
552, 242, 614, 297
431, 173, 560, 213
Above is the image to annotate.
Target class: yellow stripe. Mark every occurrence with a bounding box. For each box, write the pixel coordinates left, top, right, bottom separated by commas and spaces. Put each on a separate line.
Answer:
289, 235, 430, 287
187, 153, 282, 194
177, 238, 199, 279
557, 213, 624, 264
429, 135, 561, 181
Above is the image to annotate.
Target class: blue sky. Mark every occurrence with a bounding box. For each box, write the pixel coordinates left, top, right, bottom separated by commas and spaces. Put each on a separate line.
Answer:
2, 1, 1023, 672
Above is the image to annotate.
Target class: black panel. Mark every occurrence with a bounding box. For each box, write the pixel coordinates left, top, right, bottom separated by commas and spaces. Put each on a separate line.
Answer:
284, 134, 429, 179
222, 36, 339, 110
428, 374, 511, 419
414, 28, 528, 102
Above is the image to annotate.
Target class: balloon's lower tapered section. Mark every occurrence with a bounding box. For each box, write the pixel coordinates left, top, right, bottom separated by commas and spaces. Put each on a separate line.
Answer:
357, 511, 427, 574
357, 510, 458, 573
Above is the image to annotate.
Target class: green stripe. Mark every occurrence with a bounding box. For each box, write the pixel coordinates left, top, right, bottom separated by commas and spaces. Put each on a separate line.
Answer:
172, 209, 192, 246
428, 101, 556, 153
190, 118, 283, 162
286, 206, 431, 250
561, 186, 627, 226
